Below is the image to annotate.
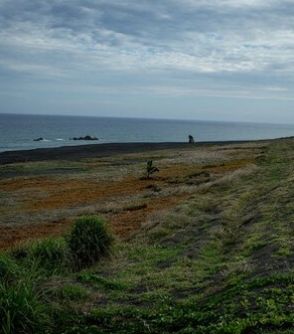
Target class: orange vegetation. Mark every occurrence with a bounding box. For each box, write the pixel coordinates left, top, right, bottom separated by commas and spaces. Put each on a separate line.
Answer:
109, 193, 190, 238
0, 219, 71, 250
0, 158, 253, 249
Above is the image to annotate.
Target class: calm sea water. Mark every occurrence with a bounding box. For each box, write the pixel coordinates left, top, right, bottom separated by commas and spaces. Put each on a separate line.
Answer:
1, 113, 294, 152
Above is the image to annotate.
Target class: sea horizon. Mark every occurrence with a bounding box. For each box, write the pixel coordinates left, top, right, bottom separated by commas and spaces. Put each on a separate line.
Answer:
2, 112, 294, 127
1, 113, 294, 153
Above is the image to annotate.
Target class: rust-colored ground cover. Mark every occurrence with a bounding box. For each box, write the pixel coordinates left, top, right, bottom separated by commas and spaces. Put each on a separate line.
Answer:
0, 219, 71, 250
0, 145, 259, 249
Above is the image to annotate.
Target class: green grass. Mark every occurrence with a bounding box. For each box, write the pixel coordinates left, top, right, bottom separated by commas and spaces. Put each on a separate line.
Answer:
0, 216, 114, 333
0, 253, 20, 282
54, 284, 89, 301
1, 139, 294, 333
28, 238, 68, 273
0, 279, 50, 334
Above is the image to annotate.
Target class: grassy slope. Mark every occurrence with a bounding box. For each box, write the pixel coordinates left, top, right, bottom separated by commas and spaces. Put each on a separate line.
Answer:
1, 139, 294, 333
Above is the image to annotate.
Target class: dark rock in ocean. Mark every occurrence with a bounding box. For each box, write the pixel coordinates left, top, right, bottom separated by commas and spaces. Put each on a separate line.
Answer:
71, 135, 98, 141
188, 135, 195, 144
33, 137, 44, 142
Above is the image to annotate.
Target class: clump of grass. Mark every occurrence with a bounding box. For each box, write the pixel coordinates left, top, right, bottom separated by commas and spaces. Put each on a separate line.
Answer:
10, 244, 29, 261
68, 216, 112, 269
0, 254, 19, 283
8, 217, 113, 273
10, 238, 68, 274
0, 279, 49, 334
0, 252, 50, 333
28, 238, 68, 272
0, 218, 113, 334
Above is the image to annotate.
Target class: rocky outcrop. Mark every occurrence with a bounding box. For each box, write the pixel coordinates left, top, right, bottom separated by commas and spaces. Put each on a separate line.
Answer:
188, 135, 195, 144
71, 135, 98, 141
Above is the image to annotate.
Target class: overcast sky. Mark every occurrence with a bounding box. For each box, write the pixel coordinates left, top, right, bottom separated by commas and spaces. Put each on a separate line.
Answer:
1, 0, 294, 123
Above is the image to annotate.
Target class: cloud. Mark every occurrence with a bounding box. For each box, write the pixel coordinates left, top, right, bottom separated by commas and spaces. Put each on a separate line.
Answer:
0, 0, 294, 120
177, 0, 280, 9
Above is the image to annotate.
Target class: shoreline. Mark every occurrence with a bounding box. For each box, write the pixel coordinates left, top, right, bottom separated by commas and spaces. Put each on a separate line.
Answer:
0, 139, 271, 165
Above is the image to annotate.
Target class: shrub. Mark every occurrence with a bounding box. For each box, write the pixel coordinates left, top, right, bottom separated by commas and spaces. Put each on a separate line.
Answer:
0, 280, 49, 334
68, 216, 112, 269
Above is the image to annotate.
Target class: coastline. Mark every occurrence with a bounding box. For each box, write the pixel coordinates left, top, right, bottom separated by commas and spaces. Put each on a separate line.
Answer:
0, 140, 263, 165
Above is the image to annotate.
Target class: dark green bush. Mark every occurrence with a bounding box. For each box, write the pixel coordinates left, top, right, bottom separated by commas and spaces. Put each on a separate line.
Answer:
0, 280, 49, 334
68, 216, 112, 269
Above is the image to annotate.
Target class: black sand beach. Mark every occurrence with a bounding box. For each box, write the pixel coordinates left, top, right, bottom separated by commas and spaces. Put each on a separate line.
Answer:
0, 140, 258, 165
0, 143, 188, 164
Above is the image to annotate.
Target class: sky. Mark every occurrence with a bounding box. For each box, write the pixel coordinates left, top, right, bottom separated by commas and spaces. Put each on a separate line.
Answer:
1, 0, 294, 123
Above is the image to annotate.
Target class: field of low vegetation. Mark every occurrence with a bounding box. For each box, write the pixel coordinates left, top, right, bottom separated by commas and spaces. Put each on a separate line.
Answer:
0, 139, 293, 333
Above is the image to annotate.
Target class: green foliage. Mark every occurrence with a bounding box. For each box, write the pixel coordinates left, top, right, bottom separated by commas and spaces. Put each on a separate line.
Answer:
55, 284, 89, 301
10, 244, 29, 261
0, 254, 19, 283
0, 253, 49, 334
0, 217, 113, 334
9, 238, 68, 275
85, 274, 294, 333
68, 216, 112, 269
0, 280, 49, 334
28, 238, 68, 272
78, 273, 124, 290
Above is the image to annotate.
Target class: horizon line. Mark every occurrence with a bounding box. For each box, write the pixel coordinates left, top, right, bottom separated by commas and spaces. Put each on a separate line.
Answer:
1, 112, 294, 127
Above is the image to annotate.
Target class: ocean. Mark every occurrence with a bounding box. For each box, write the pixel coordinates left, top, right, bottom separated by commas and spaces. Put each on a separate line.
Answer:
1, 113, 294, 153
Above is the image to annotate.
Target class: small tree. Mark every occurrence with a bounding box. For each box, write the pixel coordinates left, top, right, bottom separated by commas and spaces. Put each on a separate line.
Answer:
188, 135, 195, 143
146, 160, 159, 179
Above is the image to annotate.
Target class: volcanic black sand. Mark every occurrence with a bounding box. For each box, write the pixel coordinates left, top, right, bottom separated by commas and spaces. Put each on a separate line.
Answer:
0, 140, 257, 165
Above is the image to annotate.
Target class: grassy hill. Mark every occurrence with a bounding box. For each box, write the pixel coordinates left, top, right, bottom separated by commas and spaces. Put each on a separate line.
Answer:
0, 139, 293, 333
